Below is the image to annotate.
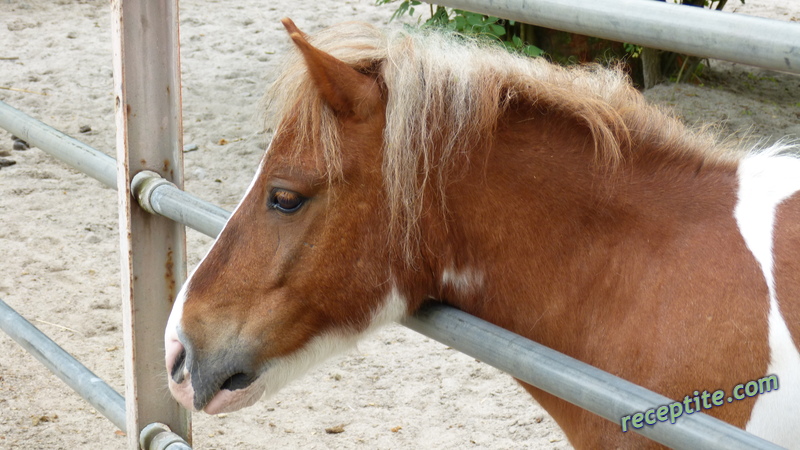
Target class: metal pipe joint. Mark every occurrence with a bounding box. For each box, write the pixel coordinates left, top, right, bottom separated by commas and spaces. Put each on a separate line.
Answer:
131, 171, 175, 215
140, 423, 192, 450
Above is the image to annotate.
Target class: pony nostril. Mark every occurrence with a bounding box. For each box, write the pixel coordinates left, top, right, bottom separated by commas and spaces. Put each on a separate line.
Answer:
220, 372, 257, 391
171, 348, 187, 384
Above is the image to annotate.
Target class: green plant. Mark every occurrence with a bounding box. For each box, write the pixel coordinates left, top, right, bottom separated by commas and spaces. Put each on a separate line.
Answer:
375, 1, 543, 57
624, 43, 643, 59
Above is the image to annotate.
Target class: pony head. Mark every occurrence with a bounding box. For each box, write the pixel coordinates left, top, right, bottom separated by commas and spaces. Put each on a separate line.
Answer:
164, 19, 424, 414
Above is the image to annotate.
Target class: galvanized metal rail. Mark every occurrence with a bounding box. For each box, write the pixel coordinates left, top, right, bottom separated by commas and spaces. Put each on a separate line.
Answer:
404, 304, 783, 450
425, 0, 800, 74
0, 297, 126, 431
0, 100, 783, 448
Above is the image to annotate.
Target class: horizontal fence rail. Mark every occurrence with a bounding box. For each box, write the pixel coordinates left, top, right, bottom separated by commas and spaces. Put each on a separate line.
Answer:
132, 170, 229, 238
0, 100, 784, 448
404, 304, 783, 450
0, 297, 127, 430
0, 101, 117, 189
424, 0, 800, 74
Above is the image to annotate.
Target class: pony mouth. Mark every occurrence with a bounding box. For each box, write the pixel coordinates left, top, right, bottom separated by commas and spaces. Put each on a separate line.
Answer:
194, 367, 266, 413
220, 372, 258, 391
202, 377, 267, 415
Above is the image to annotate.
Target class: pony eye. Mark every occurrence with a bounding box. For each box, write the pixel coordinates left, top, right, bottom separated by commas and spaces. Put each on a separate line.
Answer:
269, 189, 305, 214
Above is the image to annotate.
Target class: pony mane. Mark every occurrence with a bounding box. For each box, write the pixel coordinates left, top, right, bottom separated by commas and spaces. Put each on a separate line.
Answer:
263, 21, 737, 262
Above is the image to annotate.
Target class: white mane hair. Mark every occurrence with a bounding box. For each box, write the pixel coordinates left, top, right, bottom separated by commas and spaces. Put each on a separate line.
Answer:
263, 21, 738, 261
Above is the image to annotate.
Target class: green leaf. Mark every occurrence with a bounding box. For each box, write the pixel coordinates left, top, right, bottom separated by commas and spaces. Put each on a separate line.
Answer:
523, 45, 544, 57
488, 24, 503, 36
466, 14, 485, 26
390, 1, 410, 21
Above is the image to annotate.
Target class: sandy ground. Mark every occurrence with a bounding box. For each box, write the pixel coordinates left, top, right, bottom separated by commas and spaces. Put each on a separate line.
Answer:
0, 0, 798, 449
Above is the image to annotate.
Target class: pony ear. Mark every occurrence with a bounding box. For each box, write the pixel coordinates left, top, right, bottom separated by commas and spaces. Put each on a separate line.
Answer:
281, 18, 380, 119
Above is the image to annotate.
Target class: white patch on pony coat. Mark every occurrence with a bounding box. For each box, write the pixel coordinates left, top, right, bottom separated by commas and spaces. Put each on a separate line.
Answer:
441, 267, 483, 296
204, 286, 408, 414
734, 149, 800, 448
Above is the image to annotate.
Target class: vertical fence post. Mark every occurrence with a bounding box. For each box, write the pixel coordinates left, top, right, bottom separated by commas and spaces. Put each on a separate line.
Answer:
111, 0, 191, 447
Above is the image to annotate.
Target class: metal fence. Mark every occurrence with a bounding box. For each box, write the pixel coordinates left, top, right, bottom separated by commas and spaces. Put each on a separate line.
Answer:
2, 0, 798, 448
0, 98, 782, 450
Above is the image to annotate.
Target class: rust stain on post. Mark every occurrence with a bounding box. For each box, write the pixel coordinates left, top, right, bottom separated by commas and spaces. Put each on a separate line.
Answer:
165, 248, 176, 301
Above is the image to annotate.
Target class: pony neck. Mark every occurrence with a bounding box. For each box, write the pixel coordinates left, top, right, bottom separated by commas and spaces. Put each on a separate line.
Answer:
422, 105, 740, 356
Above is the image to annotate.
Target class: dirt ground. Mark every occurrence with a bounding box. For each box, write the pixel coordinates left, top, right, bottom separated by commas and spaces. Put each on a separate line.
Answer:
0, 0, 798, 448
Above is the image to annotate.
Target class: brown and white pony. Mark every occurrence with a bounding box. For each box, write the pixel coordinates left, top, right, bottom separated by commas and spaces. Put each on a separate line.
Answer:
165, 19, 800, 448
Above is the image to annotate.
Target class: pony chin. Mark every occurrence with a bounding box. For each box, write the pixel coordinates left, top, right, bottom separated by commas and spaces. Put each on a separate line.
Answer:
244, 287, 409, 406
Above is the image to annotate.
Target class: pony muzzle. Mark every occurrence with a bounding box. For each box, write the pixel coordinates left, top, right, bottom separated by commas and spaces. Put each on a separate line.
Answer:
166, 333, 264, 412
